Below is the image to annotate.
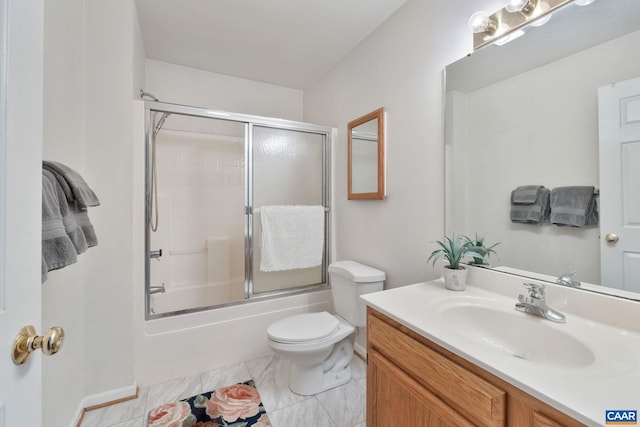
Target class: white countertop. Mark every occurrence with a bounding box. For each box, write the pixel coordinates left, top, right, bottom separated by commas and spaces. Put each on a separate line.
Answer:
361, 267, 640, 427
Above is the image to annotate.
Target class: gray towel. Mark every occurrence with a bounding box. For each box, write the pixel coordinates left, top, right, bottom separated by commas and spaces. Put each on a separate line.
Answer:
43, 161, 100, 208
42, 171, 78, 282
510, 187, 550, 224
43, 169, 88, 254
511, 185, 544, 204
550, 186, 598, 227
74, 207, 98, 247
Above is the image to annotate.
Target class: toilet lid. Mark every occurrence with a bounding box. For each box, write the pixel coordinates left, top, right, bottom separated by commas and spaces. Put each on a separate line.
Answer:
268, 311, 339, 343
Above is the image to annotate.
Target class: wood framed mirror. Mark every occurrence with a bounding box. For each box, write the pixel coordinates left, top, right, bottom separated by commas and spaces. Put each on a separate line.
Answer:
348, 107, 385, 200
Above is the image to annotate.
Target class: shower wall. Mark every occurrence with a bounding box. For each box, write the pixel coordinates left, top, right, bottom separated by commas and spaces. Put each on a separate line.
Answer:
150, 128, 246, 313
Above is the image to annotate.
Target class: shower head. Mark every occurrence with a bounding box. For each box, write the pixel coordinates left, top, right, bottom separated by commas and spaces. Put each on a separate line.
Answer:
153, 112, 171, 136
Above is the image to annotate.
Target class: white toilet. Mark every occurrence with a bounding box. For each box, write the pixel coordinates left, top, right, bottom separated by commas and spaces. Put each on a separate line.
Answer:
267, 260, 385, 395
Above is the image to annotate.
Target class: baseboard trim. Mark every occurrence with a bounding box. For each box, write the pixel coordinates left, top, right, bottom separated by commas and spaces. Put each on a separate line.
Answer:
71, 383, 138, 427
354, 342, 367, 359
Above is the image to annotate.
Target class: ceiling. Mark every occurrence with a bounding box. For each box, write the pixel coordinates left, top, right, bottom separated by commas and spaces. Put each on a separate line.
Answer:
135, 0, 407, 90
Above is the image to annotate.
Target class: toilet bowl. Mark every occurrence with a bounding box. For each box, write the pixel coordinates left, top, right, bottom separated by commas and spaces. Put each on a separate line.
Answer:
267, 261, 385, 395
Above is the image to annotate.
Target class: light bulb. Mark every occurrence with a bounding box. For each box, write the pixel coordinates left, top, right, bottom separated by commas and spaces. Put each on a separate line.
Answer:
468, 11, 496, 34
505, 0, 530, 12
505, 0, 538, 13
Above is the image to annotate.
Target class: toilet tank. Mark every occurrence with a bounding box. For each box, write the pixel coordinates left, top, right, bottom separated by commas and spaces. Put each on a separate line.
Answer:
328, 261, 385, 327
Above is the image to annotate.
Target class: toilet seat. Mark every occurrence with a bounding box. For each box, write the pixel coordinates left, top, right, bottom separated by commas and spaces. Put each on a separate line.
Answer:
268, 311, 339, 344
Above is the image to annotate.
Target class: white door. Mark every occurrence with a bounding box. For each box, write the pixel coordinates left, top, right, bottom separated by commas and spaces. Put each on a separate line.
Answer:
0, 1, 44, 426
599, 77, 640, 292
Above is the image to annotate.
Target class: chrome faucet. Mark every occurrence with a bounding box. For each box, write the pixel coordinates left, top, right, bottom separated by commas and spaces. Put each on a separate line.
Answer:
515, 283, 566, 323
556, 271, 580, 288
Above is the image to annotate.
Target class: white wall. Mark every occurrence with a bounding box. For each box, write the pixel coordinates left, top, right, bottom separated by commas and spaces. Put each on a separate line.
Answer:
82, 0, 140, 397
145, 59, 304, 121
42, 1, 86, 424
303, 0, 504, 288
42, 0, 144, 425
133, 4, 146, 101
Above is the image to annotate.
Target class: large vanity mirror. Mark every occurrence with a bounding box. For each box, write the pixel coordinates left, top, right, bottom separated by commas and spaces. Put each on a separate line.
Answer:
348, 108, 385, 200
445, 0, 640, 299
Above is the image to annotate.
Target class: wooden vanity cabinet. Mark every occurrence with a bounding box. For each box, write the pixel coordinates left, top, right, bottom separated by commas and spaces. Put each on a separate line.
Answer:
366, 308, 585, 427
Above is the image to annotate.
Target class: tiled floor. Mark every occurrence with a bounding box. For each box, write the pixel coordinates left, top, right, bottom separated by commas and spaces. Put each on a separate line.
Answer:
80, 354, 367, 427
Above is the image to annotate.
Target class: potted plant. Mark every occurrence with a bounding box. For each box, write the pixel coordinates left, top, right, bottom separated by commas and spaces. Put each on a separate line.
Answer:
427, 235, 483, 291
468, 234, 501, 266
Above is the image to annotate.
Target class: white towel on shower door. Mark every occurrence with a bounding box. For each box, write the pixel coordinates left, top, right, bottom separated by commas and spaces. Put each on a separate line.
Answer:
259, 205, 325, 272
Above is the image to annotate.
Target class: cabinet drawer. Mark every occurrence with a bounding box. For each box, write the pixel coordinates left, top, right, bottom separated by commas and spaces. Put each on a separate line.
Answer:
533, 411, 570, 427
369, 313, 506, 427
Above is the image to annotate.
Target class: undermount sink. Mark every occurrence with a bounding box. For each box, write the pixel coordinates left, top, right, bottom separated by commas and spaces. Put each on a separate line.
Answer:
438, 300, 596, 368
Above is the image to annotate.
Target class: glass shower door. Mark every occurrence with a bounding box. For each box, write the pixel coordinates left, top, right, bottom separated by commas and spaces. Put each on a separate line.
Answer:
250, 125, 328, 295
148, 114, 247, 314
144, 101, 332, 319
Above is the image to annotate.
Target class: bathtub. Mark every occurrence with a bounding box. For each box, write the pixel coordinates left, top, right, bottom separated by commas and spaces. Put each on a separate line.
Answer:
149, 279, 244, 315
135, 284, 332, 386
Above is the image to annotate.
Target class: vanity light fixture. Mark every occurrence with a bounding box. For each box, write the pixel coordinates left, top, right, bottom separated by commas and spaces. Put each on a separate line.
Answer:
468, 1, 551, 50
468, 0, 595, 50
469, 0, 595, 50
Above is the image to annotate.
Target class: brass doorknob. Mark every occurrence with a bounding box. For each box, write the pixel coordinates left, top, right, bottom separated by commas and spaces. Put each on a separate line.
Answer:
12, 325, 65, 365
605, 233, 619, 244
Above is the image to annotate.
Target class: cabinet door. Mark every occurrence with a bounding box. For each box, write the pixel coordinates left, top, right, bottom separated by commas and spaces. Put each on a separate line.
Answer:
368, 312, 506, 426
368, 351, 474, 427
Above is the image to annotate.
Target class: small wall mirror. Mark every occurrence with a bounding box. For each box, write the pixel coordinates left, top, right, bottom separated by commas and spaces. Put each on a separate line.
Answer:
348, 107, 385, 200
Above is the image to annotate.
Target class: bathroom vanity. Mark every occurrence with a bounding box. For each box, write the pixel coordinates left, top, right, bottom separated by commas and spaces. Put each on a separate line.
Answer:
367, 309, 581, 426
362, 267, 640, 426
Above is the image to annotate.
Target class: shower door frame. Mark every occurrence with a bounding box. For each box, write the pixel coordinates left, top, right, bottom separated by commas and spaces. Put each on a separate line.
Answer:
143, 101, 332, 320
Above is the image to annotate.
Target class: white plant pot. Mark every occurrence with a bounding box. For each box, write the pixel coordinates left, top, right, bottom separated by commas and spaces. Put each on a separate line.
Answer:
443, 266, 467, 291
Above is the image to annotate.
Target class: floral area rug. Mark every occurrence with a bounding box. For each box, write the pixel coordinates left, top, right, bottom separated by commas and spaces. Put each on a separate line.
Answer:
147, 380, 272, 427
